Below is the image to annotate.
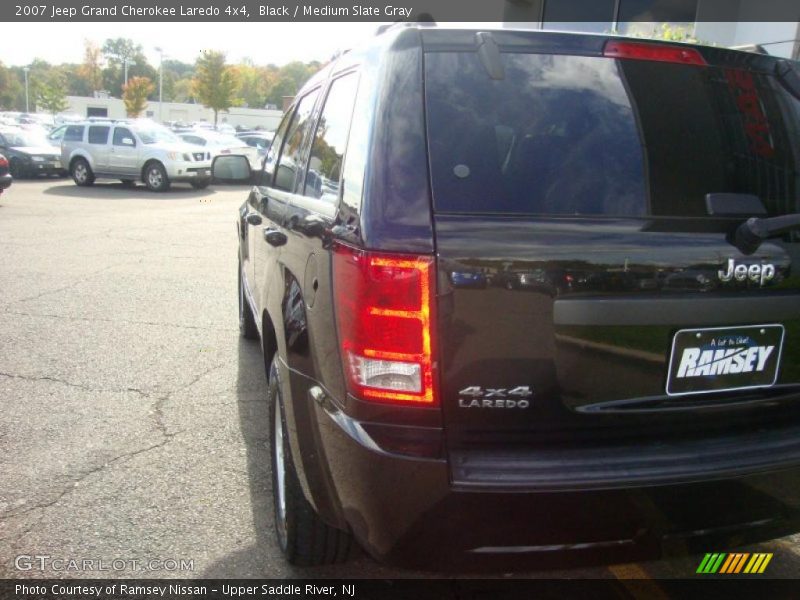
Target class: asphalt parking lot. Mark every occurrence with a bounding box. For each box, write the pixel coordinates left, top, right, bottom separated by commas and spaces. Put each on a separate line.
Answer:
1, 178, 799, 585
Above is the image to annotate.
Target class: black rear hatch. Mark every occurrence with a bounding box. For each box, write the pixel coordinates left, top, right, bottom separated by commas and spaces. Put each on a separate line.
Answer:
423, 32, 800, 486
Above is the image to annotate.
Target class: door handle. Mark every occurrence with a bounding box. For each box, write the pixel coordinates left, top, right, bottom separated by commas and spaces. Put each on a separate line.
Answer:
263, 227, 287, 247
246, 213, 262, 225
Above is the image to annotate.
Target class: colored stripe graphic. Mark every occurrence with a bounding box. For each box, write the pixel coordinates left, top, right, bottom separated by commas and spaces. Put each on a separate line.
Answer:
743, 553, 773, 574
719, 553, 749, 573
697, 552, 773, 574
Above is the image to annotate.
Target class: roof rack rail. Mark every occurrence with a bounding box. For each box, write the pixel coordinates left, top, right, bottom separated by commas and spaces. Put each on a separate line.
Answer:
375, 13, 436, 36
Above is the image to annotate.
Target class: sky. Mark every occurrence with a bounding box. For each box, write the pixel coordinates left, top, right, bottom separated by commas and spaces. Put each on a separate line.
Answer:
0, 22, 388, 67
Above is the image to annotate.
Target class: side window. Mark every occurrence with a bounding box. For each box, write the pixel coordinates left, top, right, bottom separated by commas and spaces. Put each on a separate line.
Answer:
0, 133, 7, 147
273, 89, 320, 192
303, 73, 359, 202
263, 110, 293, 182
88, 126, 110, 145
113, 127, 135, 146
64, 125, 84, 142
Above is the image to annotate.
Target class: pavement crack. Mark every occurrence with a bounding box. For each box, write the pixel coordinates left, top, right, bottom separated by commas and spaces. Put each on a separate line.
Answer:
0, 436, 182, 524
1, 309, 237, 333
0, 371, 153, 397
149, 362, 230, 437
0, 263, 129, 309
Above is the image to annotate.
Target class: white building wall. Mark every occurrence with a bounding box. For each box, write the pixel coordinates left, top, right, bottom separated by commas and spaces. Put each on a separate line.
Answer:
64, 96, 283, 131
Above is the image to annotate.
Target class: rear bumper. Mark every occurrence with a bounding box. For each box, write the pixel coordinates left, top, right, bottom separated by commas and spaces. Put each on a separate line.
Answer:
315, 402, 800, 570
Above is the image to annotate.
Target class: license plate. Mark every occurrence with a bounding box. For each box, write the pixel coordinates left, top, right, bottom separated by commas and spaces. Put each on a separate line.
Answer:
666, 324, 784, 396
197, 169, 208, 176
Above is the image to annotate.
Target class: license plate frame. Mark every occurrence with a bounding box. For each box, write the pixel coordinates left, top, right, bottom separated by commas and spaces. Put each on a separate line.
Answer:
666, 324, 785, 397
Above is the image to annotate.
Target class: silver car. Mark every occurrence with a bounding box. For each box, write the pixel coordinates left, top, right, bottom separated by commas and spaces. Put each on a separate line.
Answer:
61, 121, 213, 191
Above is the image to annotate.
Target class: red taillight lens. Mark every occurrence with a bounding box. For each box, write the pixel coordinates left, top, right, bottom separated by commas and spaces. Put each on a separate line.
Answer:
0, 156, 8, 168
603, 40, 707, 66
333, 244, 436, 405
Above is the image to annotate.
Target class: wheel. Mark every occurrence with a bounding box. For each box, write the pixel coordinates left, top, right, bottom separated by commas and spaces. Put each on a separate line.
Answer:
190, 178, 211, 190
120, 179, 135, 187
71, 158, 95, 186
268, 355, 352, 566
238, 263, 258, 340
9, 158, 26, 179
143, 162, 170, 192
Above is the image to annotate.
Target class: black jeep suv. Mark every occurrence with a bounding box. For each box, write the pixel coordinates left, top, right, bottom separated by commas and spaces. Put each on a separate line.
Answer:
219, 26, 800, 569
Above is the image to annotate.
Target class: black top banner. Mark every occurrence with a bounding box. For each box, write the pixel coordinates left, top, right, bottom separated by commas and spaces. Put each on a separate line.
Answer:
2, 0, 800, 22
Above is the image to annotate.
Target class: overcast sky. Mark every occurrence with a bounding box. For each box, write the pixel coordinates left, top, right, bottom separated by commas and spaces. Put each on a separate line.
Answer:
0, 22, 388, 67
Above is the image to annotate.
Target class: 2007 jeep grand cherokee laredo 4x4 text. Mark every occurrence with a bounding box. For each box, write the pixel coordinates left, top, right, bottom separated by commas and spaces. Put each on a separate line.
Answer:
215, 25, 800, 570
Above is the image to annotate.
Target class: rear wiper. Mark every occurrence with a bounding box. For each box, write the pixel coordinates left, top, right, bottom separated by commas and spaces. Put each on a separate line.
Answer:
776, 60, 800, 100
735, 213, 800, 254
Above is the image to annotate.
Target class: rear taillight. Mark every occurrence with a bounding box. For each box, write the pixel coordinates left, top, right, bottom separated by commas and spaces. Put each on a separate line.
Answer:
0, 156, 7, 168
603, 40, 707, 66
333, 244, 436, 405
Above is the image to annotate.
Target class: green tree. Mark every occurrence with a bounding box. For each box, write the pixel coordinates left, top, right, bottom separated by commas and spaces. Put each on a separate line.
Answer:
35, 73, 69, 115
264, 61, 320, 107
172, 78, 195, 103
192, 50, 238, 127
627, 23, 706, 44
101, 38, 156, 97
0, 63, 23, 110
122, 76, 155, 117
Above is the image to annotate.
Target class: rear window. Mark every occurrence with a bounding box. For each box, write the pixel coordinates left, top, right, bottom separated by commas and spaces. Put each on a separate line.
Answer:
424, 51, 800, 218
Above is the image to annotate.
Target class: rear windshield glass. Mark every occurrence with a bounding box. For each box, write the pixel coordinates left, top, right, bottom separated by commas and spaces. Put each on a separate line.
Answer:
424, 51, 800, 217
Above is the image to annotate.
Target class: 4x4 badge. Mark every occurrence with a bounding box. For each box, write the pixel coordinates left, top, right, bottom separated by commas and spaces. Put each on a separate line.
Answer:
718, 258, 775, 286
458, 386, 532, 409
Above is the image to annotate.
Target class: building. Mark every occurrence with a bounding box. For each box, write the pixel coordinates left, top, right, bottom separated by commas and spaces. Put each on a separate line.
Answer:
64, 95, 283, 130
499, 0, 799, 59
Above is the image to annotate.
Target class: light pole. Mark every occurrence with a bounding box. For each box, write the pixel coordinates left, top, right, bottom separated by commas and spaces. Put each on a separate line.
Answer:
23, 67, 30, 113
155, 47, 164, 123
123, 58, 136, 86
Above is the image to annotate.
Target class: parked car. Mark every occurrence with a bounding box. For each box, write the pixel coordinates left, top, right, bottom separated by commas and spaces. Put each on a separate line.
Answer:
217, 25, 800, 571
179, 130, 262, 173
0, 153, 12, 194
237, 132, 274, 158
61, 120, 212, 191
0, 126, 65, 178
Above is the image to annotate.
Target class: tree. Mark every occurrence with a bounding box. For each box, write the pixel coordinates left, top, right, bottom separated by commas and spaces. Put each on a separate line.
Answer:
78, 39, 104, 94
263, 61, 320, 107
0, 62, 23, 110
101, 38, 156, 97
35, 73, 69, 116
122, 76, 155, 117
627, 23, 706, 44
192, 50, 238, 127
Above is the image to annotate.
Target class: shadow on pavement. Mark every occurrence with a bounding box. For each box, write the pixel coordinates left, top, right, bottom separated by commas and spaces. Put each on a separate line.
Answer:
201, 336, 276, 577
42, 181, 217, 199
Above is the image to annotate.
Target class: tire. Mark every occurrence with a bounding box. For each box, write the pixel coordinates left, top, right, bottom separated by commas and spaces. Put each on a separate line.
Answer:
9, 158, 26, 179
143, 162, 170, 192
120, 179, 135, 187
71, 158, 95, 186
268, 355, 352, 566
191, 178, 211, 190
238, 263, 258, 340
